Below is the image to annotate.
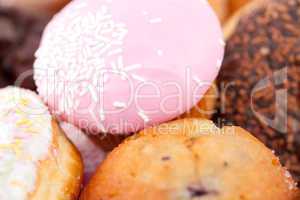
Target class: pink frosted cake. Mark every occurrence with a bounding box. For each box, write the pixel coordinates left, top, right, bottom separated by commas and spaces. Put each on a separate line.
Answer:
34, 0, 224, 134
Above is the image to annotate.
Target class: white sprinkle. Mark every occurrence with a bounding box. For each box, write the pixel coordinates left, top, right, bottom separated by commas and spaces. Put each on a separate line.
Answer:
98, 122, 107, 133
115, 23, 127, 28
271, 150, 275, 154
111, 61, 118, 70
99, 44, 112, 55
200, 0, 208, 5
103, 74, 109, 83
99, 110, 105, 121
142, 10, 149, 16
124, 64, 142, 71
287, 180, 297, 190
108, 48, 123, 56
117, 56, 124, 69
285, 171, 292, 178
113, 101, 127, 109
217, 59, 223, 68
73, 2, 87, 9
138, 111, 150, 122
193, 76, 203, 84
101, 5, 108, 13
120, 74, 127, 81
34, 48, 42, 57
74, 100, 80, 109
117, 70, 127, 81
149, 18, 162, 24
157, 50, 164, 56
88, 85, 98, 102
219, 38, 226, 47
131, 74, 146, 82
58, 70, 65, 77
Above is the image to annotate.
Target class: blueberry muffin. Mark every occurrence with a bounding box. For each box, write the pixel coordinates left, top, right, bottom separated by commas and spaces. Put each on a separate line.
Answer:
81, 119, 298, 200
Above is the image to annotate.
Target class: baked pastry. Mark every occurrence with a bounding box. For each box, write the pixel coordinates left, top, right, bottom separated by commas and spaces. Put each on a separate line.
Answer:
219, 0, 300, 182
208, 0, 229, 23
0, 8, 49, 90
0, 0, 69, 15
34, 0, 224, 134
34, 0, 224, 135
0, 87, 83, 199
81, 119, 298, 200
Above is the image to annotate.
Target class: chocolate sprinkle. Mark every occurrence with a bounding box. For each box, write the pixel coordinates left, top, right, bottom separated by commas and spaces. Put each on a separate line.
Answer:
218, 0, 300, 183
0, 8, 49, 90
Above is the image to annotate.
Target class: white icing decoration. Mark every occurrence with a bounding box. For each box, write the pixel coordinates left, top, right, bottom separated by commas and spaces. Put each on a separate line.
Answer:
113, 101, 127, 109
193, 76, 204, 85
138, 110, 150, 122
141, 10, 149, 16
200, 0, 208, 5
157, 49, 164, 56
217, 59, 222, 68
34, 2, 146, 124
149, 17, 163, 24
219, 38, 226, 47
0, 87, 52, 200
131, 74, 146, 82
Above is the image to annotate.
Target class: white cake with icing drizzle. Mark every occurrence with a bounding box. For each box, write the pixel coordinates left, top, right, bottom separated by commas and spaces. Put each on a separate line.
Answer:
0, 87, 52, 199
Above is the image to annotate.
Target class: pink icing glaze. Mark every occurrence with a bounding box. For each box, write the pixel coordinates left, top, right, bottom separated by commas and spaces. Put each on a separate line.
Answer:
34, 0, 224, 134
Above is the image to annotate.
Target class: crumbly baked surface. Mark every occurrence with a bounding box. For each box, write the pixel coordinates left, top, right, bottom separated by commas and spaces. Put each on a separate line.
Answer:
30, 120, 83, 200
81, 119, 298, 200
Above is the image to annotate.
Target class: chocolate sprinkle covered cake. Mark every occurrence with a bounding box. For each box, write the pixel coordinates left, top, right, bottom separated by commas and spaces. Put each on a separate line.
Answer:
0, 8, 49, 90
218, 0, 300, 182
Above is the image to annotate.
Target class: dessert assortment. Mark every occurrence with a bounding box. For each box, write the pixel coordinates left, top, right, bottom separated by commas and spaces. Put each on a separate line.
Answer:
0, 0, 299, 200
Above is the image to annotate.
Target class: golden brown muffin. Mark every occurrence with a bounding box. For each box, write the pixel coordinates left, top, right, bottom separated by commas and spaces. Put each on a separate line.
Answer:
219, 0, 300, 183
81, 119, 298, 200
208, 0, 229, 23
181, 83, 218, 119
0, 87, 83, 200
